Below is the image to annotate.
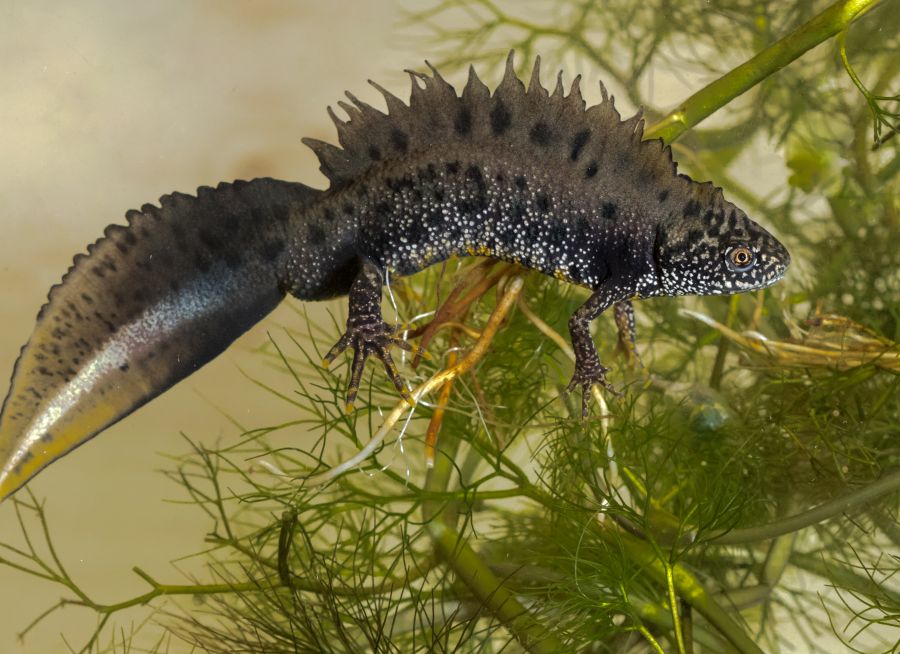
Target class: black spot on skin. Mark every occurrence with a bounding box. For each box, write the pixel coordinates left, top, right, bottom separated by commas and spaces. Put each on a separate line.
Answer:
308, 224, 326, 244
575, 217, 593, 242
195, 251, 211, 273
323, 208, 335, 222
170, 280, 180, 292
465, 166, 484, 185
260, 239, 285, 262
37, 366, 51, 376
585, 161, 598, 178
41, 432, 53, 443
433, 188, 445, 203
536, 193, 551, 213
445, 161, 460, 175
390, 129, 408, 152
464, 166, 488, 212
375, 201, 391, 218
170, 221, 186, 239
124, 230, 137, 245
495, 172, 505, 183
115, 242, 129, 255
683, 199, 701, 217
546, 224, 567, 249
119, 363, 130, 372
273, 204, 290, 223
524, 219, 542, 243
91, 266, 105, 278
514, 176, 527, 190
368, 146, 382, 161
421, 164, 437, 182
454, 107, 472, 136
343, 203, 354, 216
224, 250, 242, 269
529, 121, 552, 146
707, 224, 721, 237
223, 212, 241, 232
198, 229, 221, 252
687, 229, 704, 244
490, 101, 511, 135
512, 202, 527, 219
570, 129, 591, 161
727, 211, 738, 230
601, 202, 617, 221
658, 189, 669, 203
386, 176, 415, 193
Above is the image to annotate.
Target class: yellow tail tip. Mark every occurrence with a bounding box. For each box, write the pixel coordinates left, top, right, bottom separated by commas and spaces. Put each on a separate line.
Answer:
0, 469, 25, 503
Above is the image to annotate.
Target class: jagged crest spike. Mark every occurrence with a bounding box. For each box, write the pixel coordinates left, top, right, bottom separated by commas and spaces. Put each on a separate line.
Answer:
569, 74, 584, 106
326, 106, 345, 128
305, 53, 701, 206
367, 79, 406, 115
502, 50, 517, 84
598, 80, 609, 103
553, 71, 565, 98
528, 56, 543, 93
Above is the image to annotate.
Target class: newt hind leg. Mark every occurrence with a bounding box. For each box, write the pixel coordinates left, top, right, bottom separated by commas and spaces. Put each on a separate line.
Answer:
323, 259, 413, 412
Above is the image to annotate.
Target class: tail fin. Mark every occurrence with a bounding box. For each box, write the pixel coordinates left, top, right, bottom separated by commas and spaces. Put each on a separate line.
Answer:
0, 178, 320, 500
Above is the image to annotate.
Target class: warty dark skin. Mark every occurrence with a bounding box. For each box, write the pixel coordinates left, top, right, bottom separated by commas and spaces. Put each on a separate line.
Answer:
0, 53, 790, 500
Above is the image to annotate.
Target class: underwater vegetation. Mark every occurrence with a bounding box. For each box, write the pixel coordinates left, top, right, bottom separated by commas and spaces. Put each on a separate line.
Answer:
1, 1, 898, 652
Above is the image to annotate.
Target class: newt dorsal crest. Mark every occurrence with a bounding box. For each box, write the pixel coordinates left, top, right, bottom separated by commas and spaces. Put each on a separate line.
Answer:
0, 53, 789, 500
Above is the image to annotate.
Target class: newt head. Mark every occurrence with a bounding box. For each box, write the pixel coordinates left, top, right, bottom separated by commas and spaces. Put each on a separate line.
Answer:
653, 190, 790, 297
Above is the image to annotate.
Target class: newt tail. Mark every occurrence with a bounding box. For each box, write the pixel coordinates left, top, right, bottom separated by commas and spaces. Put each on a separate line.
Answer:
0, 53, 789, 500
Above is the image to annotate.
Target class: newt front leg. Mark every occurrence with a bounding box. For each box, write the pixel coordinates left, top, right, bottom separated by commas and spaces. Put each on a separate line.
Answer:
323, 259, 413, 412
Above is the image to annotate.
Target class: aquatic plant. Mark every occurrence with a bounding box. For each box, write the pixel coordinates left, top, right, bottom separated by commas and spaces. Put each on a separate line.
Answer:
2, 0, 897, 651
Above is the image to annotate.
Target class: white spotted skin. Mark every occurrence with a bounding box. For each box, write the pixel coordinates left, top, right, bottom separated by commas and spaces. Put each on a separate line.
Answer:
285, 143, 665, 300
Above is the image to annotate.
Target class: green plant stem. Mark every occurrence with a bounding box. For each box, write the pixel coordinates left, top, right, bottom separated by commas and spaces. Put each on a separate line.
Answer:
74, 570, 286, 614
427, 519, 566, 653
604, 526, 764, 654
423, 441, 566, 652
645, 0, 883, 143
708, 468, 900, 545
665, 562, 687, 654
790, 552, 900, 605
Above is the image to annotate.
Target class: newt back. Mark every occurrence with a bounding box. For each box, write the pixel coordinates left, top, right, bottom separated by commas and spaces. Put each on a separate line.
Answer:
0, 54, 790, 500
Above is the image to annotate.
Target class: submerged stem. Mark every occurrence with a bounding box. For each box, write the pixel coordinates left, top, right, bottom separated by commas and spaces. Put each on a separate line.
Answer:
709, 468, 900, 545
646, 0, 883, 142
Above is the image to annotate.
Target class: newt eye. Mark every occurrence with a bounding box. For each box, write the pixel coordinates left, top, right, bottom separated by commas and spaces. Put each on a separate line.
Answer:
727, 246, 755, 272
